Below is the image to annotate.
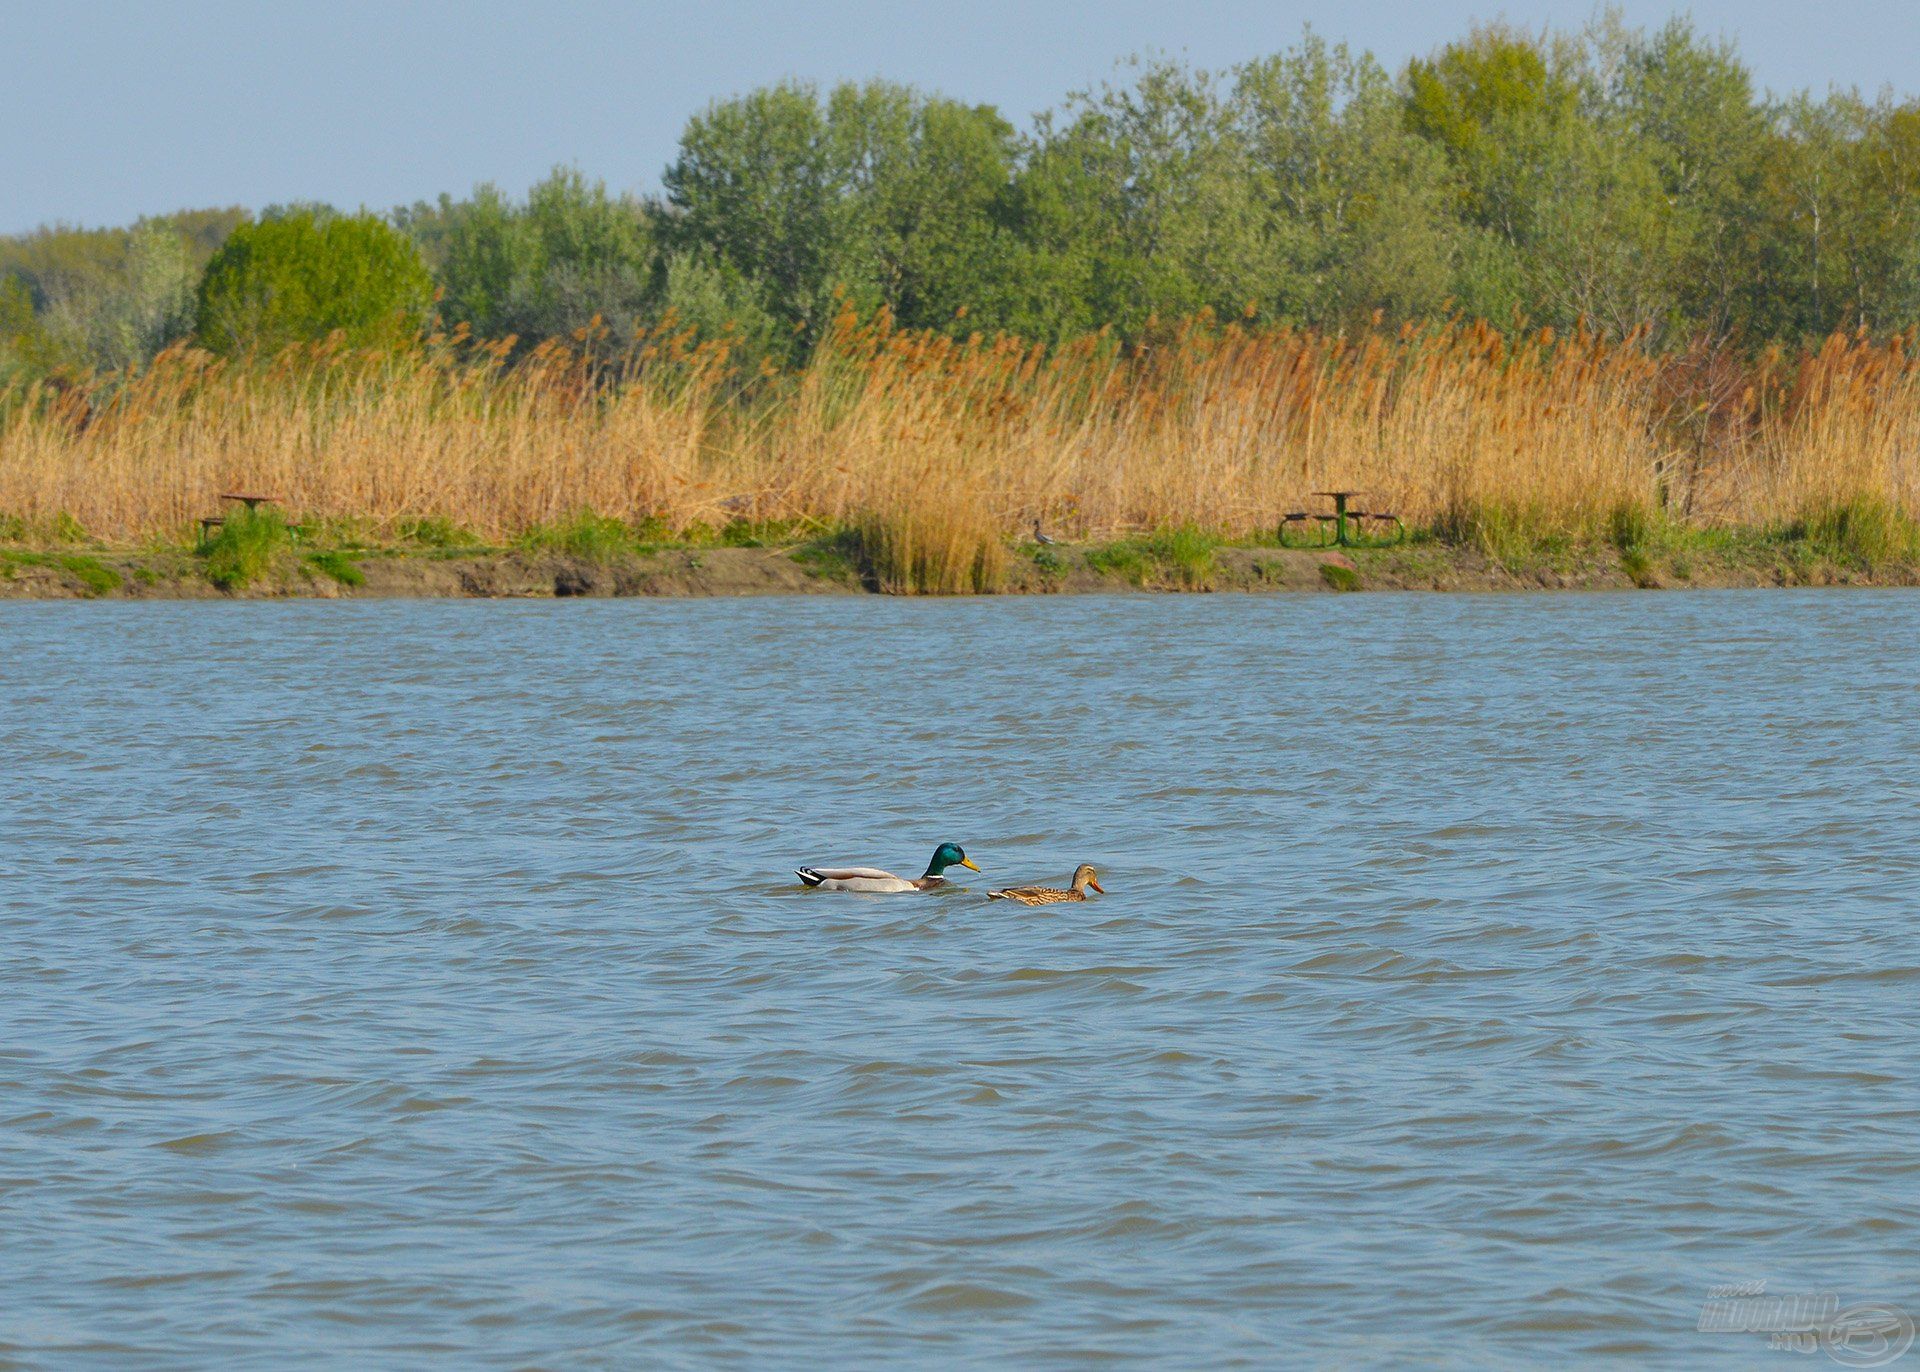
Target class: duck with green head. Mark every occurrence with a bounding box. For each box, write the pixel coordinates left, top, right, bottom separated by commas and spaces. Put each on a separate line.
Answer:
796, 843, 980, 893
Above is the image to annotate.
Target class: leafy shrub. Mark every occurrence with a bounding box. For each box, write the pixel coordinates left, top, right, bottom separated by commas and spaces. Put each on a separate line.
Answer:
201, 507, 290, 590
418, 169, 658, 349
196, 211, 433, 355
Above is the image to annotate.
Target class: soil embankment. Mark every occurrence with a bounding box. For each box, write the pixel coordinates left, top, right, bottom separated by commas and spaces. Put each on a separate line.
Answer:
4, 541, 1916, 600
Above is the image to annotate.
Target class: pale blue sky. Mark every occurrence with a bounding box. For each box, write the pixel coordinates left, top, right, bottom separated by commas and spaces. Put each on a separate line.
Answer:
4, 0, 1916, 234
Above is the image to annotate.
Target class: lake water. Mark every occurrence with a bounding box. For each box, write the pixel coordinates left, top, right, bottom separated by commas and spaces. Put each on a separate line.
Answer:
2, 591, 1916, 1368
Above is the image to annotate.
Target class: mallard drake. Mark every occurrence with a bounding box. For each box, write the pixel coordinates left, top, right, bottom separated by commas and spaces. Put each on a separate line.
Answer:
796, 842, 980, 893
988, 863, 1104, 905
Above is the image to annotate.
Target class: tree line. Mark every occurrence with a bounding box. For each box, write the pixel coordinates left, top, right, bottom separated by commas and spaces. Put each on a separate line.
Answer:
4, 18, 1918, 378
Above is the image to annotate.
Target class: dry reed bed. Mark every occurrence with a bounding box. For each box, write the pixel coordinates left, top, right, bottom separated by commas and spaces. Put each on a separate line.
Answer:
3, 312, 1917, 563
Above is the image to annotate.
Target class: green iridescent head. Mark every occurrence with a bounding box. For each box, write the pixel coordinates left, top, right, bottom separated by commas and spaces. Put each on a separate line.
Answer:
924, 842, 980, 877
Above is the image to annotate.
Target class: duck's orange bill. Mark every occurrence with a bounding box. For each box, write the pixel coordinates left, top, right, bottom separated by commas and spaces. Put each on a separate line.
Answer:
1088, 878, 1105, 893
959, 858, 981, 871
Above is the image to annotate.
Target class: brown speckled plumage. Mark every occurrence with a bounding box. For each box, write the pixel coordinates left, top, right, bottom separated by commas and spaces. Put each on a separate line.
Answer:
988, 864, 1104, 906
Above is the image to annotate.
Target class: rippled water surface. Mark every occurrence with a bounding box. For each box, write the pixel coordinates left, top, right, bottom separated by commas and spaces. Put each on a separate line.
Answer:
3, 592, 1918, 1368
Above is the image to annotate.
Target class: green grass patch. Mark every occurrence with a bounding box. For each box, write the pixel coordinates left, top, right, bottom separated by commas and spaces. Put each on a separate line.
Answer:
397, 516, 481, 549
1028, 545, 1067, 580
1319, 561, 1360, 592
60, 555, 120, 596
678, 516, 819, 548
1444, 502, 1594, 570
1619, 547, 1660, 588
714, 516, 820, 548
201, 506, 290, 591
518, 512, 639, 562
1086, 526, 1219, 588
1608, 500, 1664, 587
1786, 497, 1920, 569
1143, 525, 1217, 589
789, 531, 861, 582
1085, 541, 1154, 586
306, 550, 365, 587
1607, 502, 1656, 554
0, 512, 97, 548
0, 550, 120, 595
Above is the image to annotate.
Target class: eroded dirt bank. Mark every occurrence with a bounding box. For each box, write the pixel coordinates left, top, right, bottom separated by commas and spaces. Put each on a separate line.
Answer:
3, 542, 1918, 600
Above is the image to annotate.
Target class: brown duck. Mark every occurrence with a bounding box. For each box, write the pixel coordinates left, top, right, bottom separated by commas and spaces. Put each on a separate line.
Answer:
987, 864, 1105, 906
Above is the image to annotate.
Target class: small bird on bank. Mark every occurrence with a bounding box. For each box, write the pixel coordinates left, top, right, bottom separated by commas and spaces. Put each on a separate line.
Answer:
796, 842, 980, 893
1032, 519, 1058, 546
988, 864, 1104, 905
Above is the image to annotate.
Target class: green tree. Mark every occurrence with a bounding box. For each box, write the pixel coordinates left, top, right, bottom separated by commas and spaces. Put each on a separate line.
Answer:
516, 168, 656, 341
0, 215, 221, 371
82, 223, 197, 368
0, 274, 48, 377
664, 80, 1015, 343
1752, 96, 1856, 337
1520, 113, 1675, 333
1405, 27, 1580, 243
1832, 95, 1920, 331
1404, 24, 1678, 332
195, 210, 433, 354
1612, 18, 1770, 336
837, 89, 1017, 331
406, 184, 526, 334
998, 59, 1271, 337
665, 81, 865, 341
655, 249, 781, 356
1403, 27, 1584, 322
1232, 33, 1455, 325
403, 170, 656, 346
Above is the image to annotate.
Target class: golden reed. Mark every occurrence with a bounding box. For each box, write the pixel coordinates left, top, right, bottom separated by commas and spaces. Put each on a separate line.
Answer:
3, 308, 1917, 561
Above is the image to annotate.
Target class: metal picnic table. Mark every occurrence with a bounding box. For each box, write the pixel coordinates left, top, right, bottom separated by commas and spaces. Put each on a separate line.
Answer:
1278, 490, 1405, 549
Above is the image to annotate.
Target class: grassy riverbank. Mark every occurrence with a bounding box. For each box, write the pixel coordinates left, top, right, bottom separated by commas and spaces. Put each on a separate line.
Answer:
6, 504, 1920, 599
4, 310, 1919, 599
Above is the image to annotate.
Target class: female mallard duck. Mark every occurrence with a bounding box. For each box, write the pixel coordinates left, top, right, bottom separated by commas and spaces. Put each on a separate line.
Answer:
988, 863, 1104, 905
796, 842, 980, 893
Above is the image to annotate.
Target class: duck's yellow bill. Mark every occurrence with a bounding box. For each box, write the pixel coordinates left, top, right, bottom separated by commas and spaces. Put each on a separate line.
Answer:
959, 857, 981, 871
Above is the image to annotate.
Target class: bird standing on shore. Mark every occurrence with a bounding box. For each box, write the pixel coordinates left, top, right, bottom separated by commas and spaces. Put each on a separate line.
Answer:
988, 864, 1104, 905
1032, 519, 1058, 546
797, 843, 980, 893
